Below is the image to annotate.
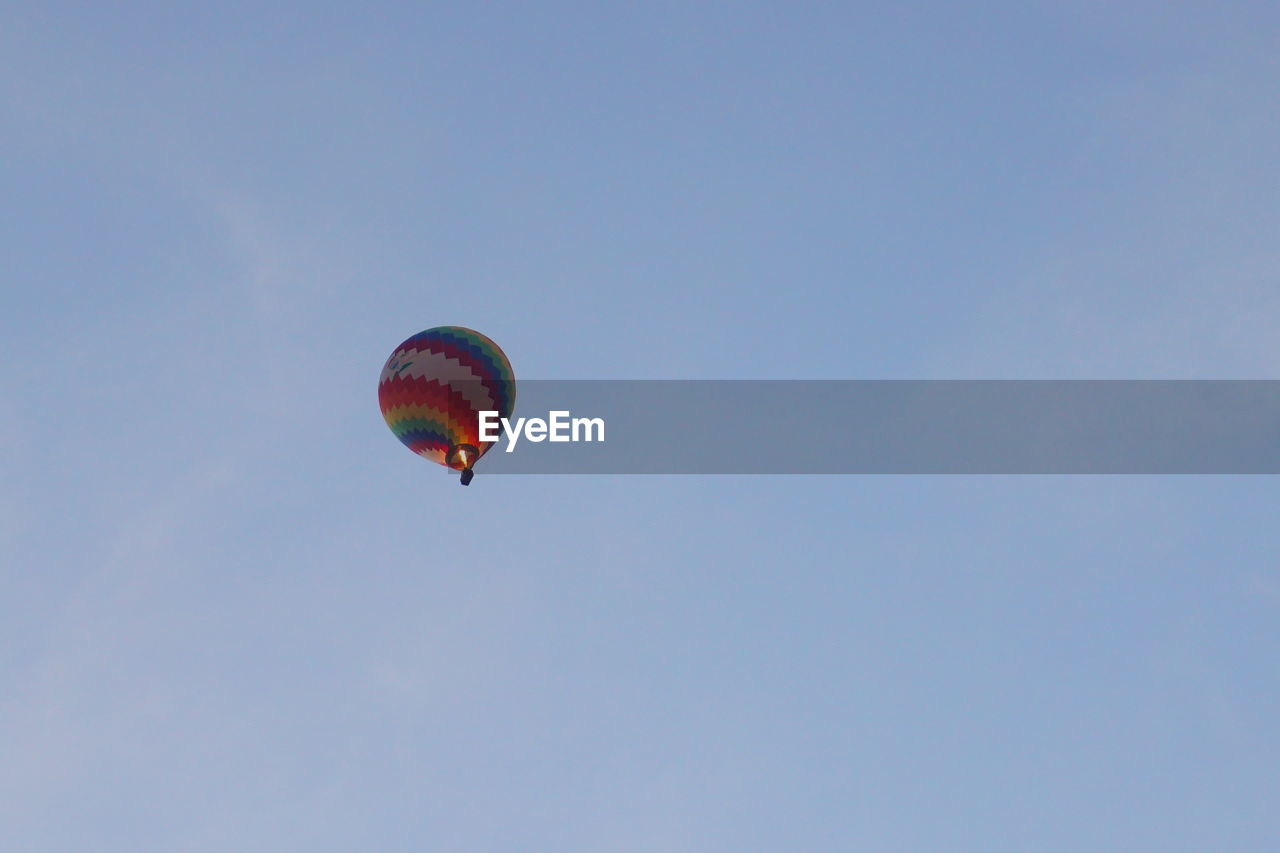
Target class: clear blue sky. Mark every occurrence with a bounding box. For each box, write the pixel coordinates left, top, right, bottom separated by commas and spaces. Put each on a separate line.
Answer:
2, 2, 1278, 850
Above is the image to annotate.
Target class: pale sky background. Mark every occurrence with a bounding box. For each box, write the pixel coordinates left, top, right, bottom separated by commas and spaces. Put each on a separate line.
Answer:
2, 2, 1279, 850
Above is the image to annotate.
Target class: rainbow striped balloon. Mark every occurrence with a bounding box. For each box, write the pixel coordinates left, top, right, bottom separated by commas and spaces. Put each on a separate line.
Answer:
378, 327, 516, 473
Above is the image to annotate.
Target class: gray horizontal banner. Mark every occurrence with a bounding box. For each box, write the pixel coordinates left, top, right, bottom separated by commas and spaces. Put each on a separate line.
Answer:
466, 381, 1280, 474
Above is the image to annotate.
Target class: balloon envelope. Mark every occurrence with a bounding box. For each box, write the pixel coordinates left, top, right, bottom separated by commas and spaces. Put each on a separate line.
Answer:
378, 327, 516, 469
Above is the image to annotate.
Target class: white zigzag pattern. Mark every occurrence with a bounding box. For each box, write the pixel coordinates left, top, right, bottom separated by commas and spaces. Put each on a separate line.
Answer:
379, 348, 500, 416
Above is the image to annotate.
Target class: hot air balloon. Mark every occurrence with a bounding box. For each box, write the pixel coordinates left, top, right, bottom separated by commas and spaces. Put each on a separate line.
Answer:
378, 326, 516, 486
